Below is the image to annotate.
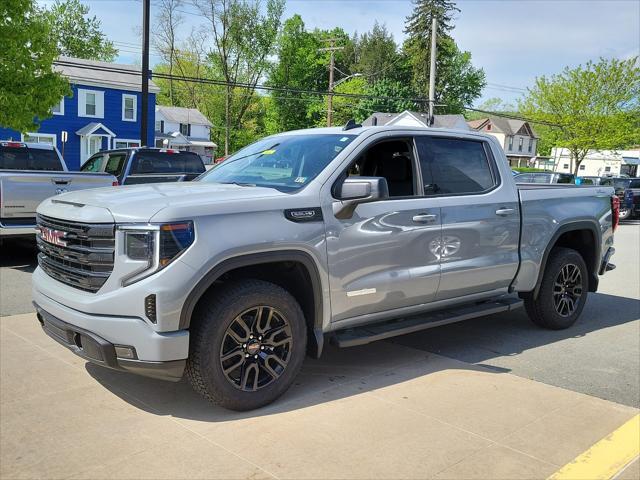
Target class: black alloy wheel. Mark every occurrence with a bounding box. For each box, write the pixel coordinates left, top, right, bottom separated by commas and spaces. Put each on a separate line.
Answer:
220, 306, 293, 391
552, 263, 583, 317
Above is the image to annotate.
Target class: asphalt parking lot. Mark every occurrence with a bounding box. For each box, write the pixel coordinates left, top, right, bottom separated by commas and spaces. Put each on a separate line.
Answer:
1, 223, 639, 479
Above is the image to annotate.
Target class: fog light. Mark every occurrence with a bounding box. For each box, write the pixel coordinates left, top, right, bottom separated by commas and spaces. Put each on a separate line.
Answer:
145, 294, 157, 323
114, 345, 137, 359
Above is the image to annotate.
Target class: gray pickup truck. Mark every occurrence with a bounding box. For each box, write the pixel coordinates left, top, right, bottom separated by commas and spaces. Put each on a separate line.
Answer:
32, 125, 619, 410
0, 141, 117, 237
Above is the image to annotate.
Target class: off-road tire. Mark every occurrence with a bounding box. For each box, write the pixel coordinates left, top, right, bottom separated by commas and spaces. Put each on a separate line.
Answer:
186, 279, 307, 411
524, 247, 588, 330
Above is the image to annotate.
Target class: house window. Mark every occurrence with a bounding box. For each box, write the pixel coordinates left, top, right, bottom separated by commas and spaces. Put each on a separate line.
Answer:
605, 166, 611, 172
78, 89, 104, 118
528, 138, 533, 153
155, 120, 165, 132
518, 137, 524, 152
122, 94, 137, 122
51, 98, 64, 116
180, 123, 191, 136
579, 164, 586, 170
563, 163, 569, 169
22, 132, 56, 145
114, 139, 140, 149
508, 136, 513, 150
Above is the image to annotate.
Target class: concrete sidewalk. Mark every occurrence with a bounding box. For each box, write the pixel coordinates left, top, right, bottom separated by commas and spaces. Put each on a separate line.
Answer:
1, 312, 638, 480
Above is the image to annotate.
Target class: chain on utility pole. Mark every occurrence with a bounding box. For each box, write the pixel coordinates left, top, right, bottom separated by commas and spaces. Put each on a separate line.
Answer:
140, 0, 151, 146
428, 16, 438, 126
319, 39, 343, 127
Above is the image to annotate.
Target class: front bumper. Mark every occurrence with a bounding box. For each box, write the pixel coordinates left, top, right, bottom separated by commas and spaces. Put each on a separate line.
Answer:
34, 303, 186, 382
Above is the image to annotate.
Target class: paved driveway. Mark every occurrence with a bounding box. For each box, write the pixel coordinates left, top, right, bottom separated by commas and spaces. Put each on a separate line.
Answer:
1, 312, 638, 479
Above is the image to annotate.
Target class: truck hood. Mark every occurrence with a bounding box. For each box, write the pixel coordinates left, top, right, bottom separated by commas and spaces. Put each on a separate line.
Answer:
41, 182, 290, 223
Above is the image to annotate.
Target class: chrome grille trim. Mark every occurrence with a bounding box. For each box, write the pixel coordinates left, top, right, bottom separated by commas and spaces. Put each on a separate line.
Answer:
36, 214, 115, 293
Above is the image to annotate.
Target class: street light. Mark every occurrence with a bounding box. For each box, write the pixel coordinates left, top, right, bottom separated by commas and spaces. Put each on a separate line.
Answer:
327, 73, 362, 127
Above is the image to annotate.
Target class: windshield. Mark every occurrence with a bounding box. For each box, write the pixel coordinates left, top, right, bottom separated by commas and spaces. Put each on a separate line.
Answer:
198, 134, 356, 191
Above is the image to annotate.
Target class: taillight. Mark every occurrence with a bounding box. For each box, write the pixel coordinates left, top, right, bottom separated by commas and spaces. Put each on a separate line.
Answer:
611, 195, 620, 232
112, 181, 119, 186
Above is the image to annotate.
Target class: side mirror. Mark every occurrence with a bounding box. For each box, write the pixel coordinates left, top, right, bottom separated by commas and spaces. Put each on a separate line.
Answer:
334, 177, 389, 219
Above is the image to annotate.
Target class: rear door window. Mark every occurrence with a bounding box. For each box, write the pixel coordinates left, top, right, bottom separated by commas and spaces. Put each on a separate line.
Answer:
415, 137, 495, 195
104, 153, 127, 176
0, 146, 63, 171
130, 151, 205, 174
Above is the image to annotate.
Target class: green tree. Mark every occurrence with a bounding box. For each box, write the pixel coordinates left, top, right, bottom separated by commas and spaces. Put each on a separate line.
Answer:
354, 22, 402, 82
0, 0, 71, 132
358, 79, 418, 117
519, 57, 640, 174
404, 0, 485, 113
268, 15, 325, 132
44, 0, 117, 61
195, 0, 285, 154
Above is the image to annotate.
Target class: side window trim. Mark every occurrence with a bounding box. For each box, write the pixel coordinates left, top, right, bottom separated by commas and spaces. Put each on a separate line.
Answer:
331, 135, 422, 201
415, 135, 500, 198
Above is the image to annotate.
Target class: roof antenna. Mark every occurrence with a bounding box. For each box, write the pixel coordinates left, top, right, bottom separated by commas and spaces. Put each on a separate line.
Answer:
343, 119, 361, 131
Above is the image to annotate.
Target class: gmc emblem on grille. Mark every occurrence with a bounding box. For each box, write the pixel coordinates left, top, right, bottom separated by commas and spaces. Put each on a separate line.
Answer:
40, 227, 68, 247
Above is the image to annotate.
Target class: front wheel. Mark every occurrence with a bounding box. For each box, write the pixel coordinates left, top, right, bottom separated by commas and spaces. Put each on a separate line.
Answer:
186, 279, 307, 411
524, 247, 588, 330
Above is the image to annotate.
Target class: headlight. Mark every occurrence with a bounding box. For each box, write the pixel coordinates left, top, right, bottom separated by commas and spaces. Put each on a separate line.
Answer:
121, 221, 194, 286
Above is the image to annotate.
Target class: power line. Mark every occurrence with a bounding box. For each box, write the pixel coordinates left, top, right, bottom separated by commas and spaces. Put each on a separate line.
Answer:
52, 59, 562, 127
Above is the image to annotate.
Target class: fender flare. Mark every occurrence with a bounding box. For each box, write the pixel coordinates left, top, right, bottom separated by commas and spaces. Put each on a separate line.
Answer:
532, 220, 601, 298
178, 250, 325, 356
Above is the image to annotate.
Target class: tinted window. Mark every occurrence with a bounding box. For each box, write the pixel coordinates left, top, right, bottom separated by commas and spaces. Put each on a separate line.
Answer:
81, 154, 104, 172
628, 180, 640, 188
416, 137, 494, 195
0, 146, 63, 171
199, 134, 356, 192
130, 151, 205, 175
104, 153, 127, 176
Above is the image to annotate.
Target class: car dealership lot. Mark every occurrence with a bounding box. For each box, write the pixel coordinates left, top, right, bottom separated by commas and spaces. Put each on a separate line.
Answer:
1, 223, 639, 479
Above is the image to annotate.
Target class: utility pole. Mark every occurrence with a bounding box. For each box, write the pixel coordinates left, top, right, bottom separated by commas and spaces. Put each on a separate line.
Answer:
140, 0, 151, 146
428, 16, 438, 126
319, 39, 343, 127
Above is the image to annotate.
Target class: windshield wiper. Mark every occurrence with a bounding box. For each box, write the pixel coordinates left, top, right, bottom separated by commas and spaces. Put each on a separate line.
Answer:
219, 181, 256, 187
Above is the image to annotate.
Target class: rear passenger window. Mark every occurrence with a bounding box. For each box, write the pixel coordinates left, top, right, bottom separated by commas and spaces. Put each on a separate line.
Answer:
104, 153, 126, 176
416, 137, 495, 195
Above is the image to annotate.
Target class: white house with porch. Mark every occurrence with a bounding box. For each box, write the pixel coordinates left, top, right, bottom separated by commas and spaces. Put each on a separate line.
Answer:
155, 106, 217, 164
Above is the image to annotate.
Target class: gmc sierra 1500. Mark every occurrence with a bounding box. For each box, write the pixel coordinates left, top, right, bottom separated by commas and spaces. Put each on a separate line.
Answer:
32, 125, 618, 410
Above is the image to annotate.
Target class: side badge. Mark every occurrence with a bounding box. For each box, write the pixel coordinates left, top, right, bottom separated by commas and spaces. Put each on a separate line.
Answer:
284, 208, 323, 223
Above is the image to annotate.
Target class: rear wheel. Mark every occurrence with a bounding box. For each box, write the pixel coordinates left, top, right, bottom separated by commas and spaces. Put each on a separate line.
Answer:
619, 207, 631, 221
524, 247, 588, 330
186, 280, 307, 411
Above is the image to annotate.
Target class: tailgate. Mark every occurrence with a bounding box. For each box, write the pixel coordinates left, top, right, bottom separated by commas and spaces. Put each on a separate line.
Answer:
0, 172, 115, 220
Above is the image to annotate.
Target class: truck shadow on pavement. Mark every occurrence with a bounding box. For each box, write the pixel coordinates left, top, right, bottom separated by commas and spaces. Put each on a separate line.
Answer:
0, 237, 38, 273
85, 291, 639, 420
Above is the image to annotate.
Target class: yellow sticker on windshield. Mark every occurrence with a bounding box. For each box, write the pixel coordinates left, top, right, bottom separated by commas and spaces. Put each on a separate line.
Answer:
262, 149, 276, 155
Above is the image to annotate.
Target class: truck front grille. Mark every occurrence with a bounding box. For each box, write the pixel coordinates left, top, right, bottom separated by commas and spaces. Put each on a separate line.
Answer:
36, 214, 115, 293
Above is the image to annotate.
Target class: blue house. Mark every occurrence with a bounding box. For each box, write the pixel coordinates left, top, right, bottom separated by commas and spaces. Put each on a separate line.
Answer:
0, 56, 159, 171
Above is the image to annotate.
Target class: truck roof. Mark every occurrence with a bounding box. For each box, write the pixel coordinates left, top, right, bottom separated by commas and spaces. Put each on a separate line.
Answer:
277, 124, 493, 141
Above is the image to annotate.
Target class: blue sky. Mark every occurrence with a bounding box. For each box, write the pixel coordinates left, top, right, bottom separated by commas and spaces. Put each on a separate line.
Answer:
44, 0, 640, 105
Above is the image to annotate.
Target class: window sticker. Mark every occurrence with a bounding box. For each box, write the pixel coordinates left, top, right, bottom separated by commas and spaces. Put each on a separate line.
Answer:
262, 149, 276, 155
340, 137, 349, 142
294, 176, 307, 183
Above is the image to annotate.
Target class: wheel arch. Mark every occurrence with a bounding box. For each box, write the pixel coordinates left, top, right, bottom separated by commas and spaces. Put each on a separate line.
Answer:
180, 250, 325, 358
531, 221, 601, 298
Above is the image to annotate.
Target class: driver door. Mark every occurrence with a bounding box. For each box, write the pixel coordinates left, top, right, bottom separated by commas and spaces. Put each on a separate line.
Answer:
323, 136, 442, 323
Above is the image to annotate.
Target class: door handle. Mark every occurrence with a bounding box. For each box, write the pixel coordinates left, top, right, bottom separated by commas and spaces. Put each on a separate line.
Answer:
51, 177, 71, 185
412, 213, 438, 223
495, 208, 516, 216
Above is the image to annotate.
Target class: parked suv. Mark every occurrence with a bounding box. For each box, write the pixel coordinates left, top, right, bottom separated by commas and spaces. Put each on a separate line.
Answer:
600, 177, 640, 220
33, 125, 618, 410
80, 147, 205, 185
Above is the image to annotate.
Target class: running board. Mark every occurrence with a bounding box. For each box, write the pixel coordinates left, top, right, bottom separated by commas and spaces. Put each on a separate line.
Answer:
333, 297, 523, 348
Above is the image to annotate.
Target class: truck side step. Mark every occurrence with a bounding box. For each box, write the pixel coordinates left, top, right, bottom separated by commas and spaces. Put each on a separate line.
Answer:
333, 297, 523, 348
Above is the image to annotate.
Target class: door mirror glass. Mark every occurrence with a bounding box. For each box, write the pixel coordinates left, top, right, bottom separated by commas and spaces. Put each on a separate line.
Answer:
338, 177, 389, 201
